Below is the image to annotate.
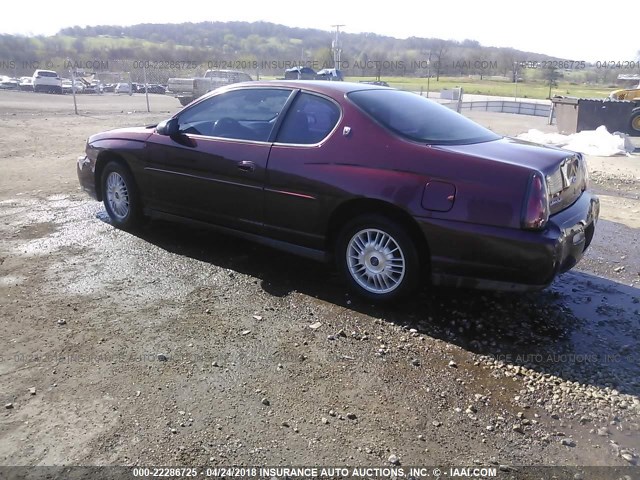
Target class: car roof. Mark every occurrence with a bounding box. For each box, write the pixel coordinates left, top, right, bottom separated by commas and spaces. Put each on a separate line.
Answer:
226, 80, 387, 96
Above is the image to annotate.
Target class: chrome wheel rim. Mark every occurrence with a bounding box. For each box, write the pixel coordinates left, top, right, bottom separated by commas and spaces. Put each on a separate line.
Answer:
346, 228, 405, 294
105, 172, 130, 221
632, 116, 640, 132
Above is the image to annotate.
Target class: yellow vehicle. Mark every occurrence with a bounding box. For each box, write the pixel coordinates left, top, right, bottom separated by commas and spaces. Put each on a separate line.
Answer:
609, 82, 640, 135
609, 82, 640, 101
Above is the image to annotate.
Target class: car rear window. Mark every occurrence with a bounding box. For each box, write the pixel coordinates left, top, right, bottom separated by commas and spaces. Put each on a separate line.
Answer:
37, 71, 58, 77
348, 89, 500, 145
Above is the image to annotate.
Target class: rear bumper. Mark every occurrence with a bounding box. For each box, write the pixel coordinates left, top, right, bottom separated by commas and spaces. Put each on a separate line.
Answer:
33, 82, 62, 91
77, 155, 98, 200
419, 192, 599, 291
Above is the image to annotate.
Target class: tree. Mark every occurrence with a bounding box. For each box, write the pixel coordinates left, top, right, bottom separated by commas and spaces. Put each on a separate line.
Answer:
462, 39, 480, 48
468, 49, 486, 79
73, 37, 85, 54
357, 51, 369, 76
433, 40, 449, 81
544, 68, 562, 99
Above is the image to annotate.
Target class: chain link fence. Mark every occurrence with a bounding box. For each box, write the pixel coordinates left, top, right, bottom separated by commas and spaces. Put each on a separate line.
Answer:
2, 57, 261, 114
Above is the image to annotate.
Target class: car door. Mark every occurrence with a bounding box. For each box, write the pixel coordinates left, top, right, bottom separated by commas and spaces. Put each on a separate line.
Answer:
264, 91, 343, 249
145, 87, 294, 233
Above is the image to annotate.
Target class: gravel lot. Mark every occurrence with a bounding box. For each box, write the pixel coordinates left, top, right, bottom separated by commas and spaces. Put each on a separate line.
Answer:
0, 90, 639, 477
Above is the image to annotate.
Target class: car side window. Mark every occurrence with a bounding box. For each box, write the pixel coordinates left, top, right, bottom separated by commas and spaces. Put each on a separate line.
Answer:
178, 88, 292, 141
276, 93, 340, 145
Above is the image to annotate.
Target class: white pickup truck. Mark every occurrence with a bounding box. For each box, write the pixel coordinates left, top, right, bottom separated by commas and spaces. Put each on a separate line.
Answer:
167, 69, 253, 106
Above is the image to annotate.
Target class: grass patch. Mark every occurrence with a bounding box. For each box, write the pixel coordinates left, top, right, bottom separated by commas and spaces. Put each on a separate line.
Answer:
362, 76, 612, 100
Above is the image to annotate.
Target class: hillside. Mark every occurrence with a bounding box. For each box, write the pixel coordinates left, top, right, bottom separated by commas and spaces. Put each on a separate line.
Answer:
1, 21, 563, 80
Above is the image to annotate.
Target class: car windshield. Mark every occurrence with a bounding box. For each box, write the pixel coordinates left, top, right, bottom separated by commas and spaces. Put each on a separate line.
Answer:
348, 89, 500, 145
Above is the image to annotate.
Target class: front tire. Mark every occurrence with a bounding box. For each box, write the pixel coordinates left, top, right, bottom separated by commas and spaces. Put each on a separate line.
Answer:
101, 161, 141, 230
336, 214, 421, 302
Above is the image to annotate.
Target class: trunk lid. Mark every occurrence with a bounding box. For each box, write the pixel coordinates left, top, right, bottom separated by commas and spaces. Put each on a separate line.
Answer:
437, 137, 587, 215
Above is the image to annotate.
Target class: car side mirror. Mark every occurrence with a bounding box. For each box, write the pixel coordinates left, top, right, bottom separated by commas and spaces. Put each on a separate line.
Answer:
156, 118, 179, 136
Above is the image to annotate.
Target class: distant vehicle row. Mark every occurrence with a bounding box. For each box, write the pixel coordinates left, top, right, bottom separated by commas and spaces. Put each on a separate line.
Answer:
0, 70, 167, 95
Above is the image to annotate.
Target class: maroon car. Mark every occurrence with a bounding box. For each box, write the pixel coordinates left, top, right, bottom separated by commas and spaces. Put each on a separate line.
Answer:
77, 81, 599, 301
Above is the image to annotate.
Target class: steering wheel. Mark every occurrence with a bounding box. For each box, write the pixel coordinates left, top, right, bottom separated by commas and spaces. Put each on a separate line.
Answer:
212, 117, 240, 137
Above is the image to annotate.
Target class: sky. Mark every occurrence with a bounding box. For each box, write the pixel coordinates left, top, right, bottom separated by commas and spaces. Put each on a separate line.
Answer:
0, 0, 637, 63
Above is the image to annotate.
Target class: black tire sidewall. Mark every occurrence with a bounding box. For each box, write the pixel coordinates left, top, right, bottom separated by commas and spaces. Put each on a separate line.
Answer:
335, 214, 421, 302
102, 162, 140, 230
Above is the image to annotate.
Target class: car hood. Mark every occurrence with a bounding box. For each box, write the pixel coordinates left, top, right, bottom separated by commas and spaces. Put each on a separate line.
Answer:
435, 137, 571, 174
88, 126, 156, 144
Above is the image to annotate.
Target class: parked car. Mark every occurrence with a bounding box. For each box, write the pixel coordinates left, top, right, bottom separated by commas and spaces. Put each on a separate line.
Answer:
61, 79, 84, 94
316, 68, 344, 81
32, 69, 62, 93
19, 76, 34, 91
102, 83, 116, 93
77, 81, 599, 301
0, 76, 19, 89
83, 82, 102, 94
134, 83, 164, 94
144, 84, 167, 94
114, 82, 131, 94
284, 66, 316, 80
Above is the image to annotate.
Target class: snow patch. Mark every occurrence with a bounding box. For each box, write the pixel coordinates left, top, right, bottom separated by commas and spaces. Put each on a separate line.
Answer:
517, 126, 635, 157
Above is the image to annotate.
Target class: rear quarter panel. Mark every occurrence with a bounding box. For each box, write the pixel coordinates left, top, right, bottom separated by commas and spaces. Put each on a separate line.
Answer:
317, 102, 534, 230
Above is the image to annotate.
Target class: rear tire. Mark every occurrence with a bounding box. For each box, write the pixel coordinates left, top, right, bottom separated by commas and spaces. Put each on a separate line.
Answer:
630, 109, 640, 136
101, 161, 142, 230
335, 214, 421, 302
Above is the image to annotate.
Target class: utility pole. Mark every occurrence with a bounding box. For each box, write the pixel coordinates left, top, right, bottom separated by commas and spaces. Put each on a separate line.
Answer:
426, 51, 432, 98
68, 58, 78, 115
331, 24, 344, 70
514, 61, 518, 101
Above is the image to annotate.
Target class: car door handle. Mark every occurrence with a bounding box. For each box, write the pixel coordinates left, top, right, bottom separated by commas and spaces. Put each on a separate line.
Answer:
237, 161, 256, 172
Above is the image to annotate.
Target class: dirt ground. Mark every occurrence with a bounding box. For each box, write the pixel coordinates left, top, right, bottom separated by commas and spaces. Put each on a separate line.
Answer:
0, 90, 639, 477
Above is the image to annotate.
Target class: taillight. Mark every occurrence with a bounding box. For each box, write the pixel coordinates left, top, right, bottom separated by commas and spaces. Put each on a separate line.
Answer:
522, 172, 549, 230
578, 153, 589, 190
